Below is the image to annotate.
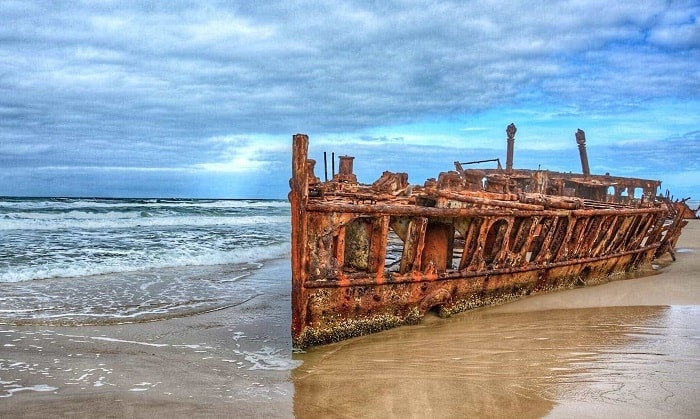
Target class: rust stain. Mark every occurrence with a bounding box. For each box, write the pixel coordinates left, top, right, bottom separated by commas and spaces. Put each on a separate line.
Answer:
289, 125, 689, 348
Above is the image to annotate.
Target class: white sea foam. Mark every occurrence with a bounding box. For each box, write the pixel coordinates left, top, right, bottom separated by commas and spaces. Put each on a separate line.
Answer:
0, 198, 289, 211
0, 242, 290, 283
0, 384, 58, 398
0, 214, 289, 231
1, 198, 291, 283
236, 347, 303, 371
0, 198, 291, 324
91, 337, 170, 347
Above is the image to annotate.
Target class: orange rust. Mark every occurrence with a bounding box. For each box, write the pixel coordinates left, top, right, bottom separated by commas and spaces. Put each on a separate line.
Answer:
673, 198, 699, 220
289, 125, 689, 349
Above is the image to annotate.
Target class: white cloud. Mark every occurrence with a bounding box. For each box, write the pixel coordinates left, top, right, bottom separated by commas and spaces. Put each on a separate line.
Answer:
184, 16, 276, 44
193, 136, 287, 174
196, 159, 266, 173
0, 1, 697, 197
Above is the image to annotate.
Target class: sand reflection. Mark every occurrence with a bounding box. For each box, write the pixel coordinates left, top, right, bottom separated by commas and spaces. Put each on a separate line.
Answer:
293, 305, 699, 418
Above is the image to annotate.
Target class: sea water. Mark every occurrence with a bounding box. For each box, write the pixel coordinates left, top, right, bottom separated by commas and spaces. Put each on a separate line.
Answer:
0, 197, 291, 325
1, 198, 699, 416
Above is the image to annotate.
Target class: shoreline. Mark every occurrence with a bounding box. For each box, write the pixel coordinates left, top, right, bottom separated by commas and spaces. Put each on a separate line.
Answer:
1, 220, 698, 417
1, 257, 297, 417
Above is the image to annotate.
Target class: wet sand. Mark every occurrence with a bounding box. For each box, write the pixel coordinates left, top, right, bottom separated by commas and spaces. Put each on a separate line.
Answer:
2, 220, 699, 418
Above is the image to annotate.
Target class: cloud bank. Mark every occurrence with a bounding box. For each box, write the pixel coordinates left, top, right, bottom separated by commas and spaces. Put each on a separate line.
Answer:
0, 1, 698, 198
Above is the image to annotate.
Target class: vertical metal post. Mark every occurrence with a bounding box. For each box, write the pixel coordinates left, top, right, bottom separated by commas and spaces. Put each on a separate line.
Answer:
576, 129, 590, 178
290, 134, 309, 346
506, 123, 516, 174
323, 151, 328, 182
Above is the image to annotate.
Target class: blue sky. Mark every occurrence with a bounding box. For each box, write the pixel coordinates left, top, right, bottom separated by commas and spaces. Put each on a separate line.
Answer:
1, 1, 698, 199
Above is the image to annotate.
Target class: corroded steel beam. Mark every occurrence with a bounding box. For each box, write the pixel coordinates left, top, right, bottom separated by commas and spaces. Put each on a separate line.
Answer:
576, 129, 590, 178
506, 123, 516, 174
305, 200, 666, 217
290, 134, 309, 343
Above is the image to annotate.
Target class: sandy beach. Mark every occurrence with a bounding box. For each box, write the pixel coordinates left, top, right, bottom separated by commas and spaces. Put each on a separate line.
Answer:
2, 220, 699, 418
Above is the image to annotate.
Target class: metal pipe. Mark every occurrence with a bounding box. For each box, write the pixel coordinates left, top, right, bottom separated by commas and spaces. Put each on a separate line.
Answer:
323, 151, 328, 181
576, 129, 590, 178
506, 123, 516, 173
459, 158, 501, 166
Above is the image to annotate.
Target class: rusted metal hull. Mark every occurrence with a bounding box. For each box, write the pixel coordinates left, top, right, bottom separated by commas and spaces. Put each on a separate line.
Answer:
289, 127, 687, 349
298, 253, 651, 347
675, 199, 699, 220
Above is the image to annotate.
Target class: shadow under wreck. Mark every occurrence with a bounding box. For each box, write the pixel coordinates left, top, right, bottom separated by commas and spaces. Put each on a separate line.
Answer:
289, 124, 688, 348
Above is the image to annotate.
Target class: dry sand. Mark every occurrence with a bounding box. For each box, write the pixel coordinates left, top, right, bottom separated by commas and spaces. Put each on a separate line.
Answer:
1, 220, 698, 418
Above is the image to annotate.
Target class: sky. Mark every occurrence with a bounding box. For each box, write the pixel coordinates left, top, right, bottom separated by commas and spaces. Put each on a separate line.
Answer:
1, 1, 698, 199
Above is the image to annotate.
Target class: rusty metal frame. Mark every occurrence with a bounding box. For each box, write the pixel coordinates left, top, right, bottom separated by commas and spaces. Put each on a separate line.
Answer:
289, 126, 687, 349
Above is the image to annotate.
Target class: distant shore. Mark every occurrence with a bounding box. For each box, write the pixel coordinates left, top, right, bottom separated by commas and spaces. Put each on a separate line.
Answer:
1, 220, 698, 418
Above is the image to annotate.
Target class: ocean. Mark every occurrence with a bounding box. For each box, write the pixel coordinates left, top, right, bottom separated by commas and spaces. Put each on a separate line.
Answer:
1, 197, 698, 416
0, 197, 290, 325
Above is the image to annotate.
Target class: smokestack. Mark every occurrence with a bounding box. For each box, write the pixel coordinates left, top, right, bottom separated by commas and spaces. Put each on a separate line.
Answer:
576, 129, 590, 178
336, 155, 357, 183
338, 155, 354, 176
506, 123, 516, 174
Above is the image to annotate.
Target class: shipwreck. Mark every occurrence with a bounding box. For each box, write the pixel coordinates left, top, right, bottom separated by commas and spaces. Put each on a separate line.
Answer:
289, 124, 687, 349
